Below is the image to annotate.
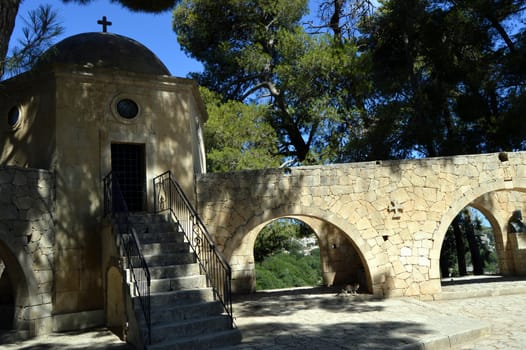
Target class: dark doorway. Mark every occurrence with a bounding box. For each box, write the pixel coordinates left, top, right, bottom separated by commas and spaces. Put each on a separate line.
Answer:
111, 143, 146, 212
0, 259, 14, 330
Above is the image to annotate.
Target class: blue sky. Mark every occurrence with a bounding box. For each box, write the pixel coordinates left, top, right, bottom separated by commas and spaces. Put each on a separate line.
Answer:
10, 1, 323, 78
10, 0, 203, 77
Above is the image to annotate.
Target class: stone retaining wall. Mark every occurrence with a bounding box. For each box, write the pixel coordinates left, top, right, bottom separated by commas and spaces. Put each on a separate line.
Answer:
0, 166, 55, 335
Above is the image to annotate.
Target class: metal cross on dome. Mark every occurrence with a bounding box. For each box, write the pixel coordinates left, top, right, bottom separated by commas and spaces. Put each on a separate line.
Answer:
97, 16, 112, 32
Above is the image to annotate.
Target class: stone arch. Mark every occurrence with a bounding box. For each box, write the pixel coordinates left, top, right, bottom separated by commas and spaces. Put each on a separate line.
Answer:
0, 239, 31, 334
0, 167, 56, 336
223, 205, 382, 295
431, 179, 526, 283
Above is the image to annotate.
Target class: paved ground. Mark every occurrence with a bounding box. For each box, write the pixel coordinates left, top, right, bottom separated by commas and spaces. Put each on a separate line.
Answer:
0, 328, 133, 349
1, 276, 525, 350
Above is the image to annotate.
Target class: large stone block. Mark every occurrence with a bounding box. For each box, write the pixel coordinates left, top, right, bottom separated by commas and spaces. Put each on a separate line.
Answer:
0, 205, 18, 220
13, 172, 27, 186
419, 279, 441, 295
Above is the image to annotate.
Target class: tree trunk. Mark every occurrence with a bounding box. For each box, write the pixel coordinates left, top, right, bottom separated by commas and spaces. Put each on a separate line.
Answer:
452, 216, 467, 276
463, 210, 484, 275
0, 0, 21, 79
440, 251, 450, 278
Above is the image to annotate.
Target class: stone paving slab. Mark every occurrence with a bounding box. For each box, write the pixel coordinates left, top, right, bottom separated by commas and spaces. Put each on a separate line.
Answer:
221, 287, 491, 350
432, 294, 526, 350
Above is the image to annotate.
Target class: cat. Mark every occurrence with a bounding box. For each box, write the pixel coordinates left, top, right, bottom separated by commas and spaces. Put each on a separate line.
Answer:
337, 282, 360, 296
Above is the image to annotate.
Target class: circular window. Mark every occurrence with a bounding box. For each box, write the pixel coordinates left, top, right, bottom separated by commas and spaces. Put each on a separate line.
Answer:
116, 98, 139, 119
7, 106, 20, 127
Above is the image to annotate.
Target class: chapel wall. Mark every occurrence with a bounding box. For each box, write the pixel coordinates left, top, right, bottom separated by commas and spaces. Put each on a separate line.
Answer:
0, 71, 57, 169
51, 70, 105, 315
50, 67, 203, 315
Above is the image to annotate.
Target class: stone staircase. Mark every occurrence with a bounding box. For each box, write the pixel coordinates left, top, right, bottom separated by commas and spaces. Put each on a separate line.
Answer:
124, 213, 241, 350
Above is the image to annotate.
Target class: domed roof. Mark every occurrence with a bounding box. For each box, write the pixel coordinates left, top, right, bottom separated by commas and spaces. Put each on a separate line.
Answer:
36, 32, 170, 76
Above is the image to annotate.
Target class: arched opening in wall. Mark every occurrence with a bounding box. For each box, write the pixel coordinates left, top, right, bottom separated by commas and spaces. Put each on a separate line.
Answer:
253, 218, 322, 291
251, 217, 371, 294
440, 206, 499, 282
0, 257, 15, 331
0, 239, 29, 340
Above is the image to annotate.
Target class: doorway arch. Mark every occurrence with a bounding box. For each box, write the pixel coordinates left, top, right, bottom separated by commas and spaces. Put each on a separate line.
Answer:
0, 240, 30, 334
432, 185, 526, 290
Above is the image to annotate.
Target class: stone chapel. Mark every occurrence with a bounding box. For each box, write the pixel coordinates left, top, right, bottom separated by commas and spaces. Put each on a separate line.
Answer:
0, 31, 240, 349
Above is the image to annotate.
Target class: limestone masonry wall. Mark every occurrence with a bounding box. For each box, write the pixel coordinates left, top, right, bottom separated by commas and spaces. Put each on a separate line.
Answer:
197, 151, 526, 298
0, 166, 55, 335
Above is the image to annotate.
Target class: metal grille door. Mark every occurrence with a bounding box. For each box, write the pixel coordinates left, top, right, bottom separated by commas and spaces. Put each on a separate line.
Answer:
111, 143, 146, 212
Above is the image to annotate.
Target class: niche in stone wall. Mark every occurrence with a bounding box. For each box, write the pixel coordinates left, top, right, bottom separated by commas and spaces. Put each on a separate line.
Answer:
106, 266, 126, 340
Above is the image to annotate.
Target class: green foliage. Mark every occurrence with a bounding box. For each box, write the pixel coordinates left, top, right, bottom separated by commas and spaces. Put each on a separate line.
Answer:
3, 4, 63, 79
256, 248, 321, 290
253, 219, 321, 290
173, 0, 371, 163
200, 87, 281, 172
110, 0, 177, 13
61, 0, 177, 12
360, 0, 526, 158
174, 0, 526, 164
254, 219, 313, 262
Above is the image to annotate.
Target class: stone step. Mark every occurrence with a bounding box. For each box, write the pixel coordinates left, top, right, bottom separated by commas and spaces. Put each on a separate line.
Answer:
150, 274, 207, 293
134, 232, 185, 244
0, 329, 30, 343
149, 315, 233, 344
118, 212, 240, 349
141, 242, 190, 256
128, 252, 196, 267
128, 213, 171, 224
147, 288, 214, 307
149, 263, 200, 279
145, 301, 224, 324
132, 222, 179, 235
146, 328, 242, 350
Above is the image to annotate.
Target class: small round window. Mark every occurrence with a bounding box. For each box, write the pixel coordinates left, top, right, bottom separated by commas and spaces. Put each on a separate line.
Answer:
116, 98, 139, 119
7, 106, 20, 127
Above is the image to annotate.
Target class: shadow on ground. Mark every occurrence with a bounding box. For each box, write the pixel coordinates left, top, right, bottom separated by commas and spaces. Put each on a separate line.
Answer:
234, 319, 431, 349
233, 287, 383, 317
230, 287, 436, 349
0, 328, 133, 350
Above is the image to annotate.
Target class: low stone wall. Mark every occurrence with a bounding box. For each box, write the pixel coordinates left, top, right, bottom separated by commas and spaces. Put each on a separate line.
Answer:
0, 166, 55, 336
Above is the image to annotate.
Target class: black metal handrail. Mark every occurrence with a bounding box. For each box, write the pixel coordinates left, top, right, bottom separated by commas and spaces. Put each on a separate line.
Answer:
153, 171, 234, 327
104, 172, 151, 345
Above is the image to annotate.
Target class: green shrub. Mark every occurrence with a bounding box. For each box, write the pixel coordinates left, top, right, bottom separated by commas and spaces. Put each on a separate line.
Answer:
255, 250, 321, 290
